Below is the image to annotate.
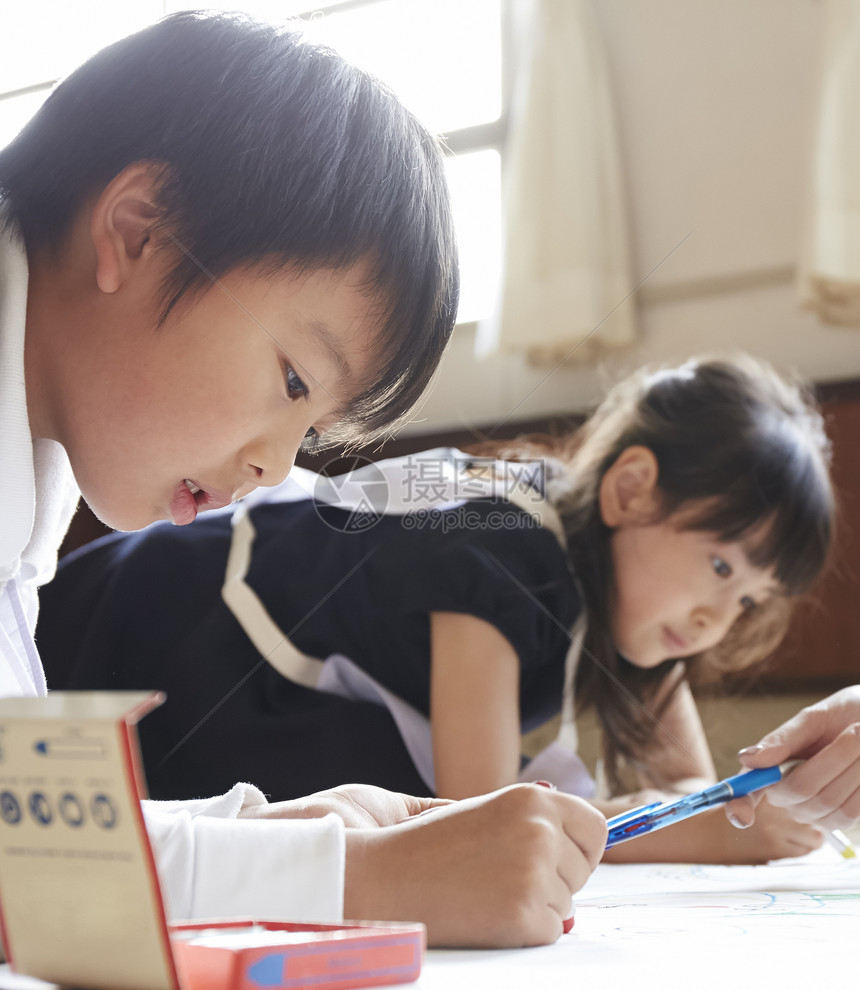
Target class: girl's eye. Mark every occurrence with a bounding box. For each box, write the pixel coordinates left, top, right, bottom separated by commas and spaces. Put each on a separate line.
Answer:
712, 556, 732, 578
739, 595, 756, 612
286, 366, 309, 399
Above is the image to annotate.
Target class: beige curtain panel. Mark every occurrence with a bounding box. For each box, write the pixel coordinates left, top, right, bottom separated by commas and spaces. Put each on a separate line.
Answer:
800, 0, 860, 327
477, 0, 636, 367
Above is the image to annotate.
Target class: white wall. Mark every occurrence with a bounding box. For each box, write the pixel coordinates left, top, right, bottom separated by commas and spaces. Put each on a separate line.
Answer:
405, 0, 860, 436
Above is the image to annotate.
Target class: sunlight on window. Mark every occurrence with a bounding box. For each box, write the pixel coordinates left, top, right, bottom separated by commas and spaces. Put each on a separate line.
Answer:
0, 1, 160, 94
289, 0, 504, 323
2, 1, 504, 324
199, 1, 502, 135
297, 0, 501, 136
182, 1, 504, 321
446, 150, 501, 324
0, 90, 50, 152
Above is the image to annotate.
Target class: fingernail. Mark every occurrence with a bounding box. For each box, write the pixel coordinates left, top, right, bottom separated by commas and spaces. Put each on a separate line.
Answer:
726, 811, 750, 830
737, 744, 764, 758
534, 780, 557, 790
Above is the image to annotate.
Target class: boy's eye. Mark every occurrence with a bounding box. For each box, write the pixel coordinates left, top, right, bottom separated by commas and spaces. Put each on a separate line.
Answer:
301, 427, 321, 453
712, 556, 732, 578
739, 595, 756, 611
285, 366, 309, 399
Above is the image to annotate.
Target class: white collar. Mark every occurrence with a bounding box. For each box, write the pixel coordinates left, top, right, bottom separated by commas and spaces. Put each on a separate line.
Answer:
0, 218, 36, 581
0, 218, 79, 587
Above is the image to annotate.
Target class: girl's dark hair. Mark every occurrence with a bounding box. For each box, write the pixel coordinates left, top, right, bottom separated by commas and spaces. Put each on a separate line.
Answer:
469, 355, 834, 792
0, 10, 458, 444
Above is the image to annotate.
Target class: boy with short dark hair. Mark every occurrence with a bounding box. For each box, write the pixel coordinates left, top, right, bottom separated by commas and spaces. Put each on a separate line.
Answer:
0, 11, 605, 946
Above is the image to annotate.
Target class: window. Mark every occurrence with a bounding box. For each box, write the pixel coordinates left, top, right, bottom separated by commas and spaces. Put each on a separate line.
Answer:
0, 3, 162, 145
0, 0, 508, 323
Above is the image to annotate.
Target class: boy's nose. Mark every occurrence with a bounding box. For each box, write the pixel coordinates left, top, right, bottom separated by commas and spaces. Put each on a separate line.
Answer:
240, 424, 306, 492
250, 449, 296, 490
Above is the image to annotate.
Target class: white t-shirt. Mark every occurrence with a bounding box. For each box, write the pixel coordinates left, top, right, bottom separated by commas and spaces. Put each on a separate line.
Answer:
0, 217, 345, 923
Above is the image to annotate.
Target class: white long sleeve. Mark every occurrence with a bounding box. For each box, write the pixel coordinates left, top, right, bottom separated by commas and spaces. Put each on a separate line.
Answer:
142, 783, 346, 922
1, 219, 348, 929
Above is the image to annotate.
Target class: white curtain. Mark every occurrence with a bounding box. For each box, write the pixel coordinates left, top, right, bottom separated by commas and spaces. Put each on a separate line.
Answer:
476, 0, 636, 367
800, 0, 860, 327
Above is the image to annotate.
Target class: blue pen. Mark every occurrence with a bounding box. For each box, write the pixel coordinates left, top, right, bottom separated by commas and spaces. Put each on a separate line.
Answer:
605, 763, 791, 849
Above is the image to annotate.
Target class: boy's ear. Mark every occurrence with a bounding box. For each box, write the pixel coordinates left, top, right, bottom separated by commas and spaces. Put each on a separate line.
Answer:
599, 446, 661, 527
89, 162, 163, 294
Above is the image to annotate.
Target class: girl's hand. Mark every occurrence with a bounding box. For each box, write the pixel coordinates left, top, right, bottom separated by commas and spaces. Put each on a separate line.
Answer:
710, 799, 825, 864
591, 780, 717, 821
602, 801, 823, 865
727, 686, 860, 831
590, 789, 669, 818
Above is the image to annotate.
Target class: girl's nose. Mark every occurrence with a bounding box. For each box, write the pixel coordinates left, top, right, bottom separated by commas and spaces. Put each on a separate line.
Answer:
691, 597, 734, 639
688, 609, 718, 653
691, 606, 712, 634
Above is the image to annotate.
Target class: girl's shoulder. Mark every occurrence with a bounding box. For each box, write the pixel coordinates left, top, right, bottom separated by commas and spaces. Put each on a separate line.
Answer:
378, 498, 580, 625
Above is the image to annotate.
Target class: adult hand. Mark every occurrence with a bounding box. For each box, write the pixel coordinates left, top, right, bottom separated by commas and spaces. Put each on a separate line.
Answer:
725, 686, 860, 831
343, 783, 606, 948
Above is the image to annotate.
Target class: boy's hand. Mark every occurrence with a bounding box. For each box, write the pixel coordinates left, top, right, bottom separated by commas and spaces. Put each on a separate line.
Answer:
238, 782, 450, 829
343, 784, 606, 948
240, 782, 606, 946
726, 686, 860, 831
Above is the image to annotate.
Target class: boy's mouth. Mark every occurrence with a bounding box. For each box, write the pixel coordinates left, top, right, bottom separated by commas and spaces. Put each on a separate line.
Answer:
169, 479, 231, 526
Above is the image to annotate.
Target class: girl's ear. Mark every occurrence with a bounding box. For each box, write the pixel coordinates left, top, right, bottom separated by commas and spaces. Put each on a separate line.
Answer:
599, 445, 661, 527
89, 162, 163, 294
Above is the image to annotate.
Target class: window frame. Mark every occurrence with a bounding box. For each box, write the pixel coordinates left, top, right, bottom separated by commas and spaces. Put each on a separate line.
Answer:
0, 1, 513, 152
0, 0, 513, 325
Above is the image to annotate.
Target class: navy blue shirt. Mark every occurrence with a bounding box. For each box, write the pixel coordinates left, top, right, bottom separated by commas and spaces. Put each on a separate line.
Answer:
37, 498, 580, 800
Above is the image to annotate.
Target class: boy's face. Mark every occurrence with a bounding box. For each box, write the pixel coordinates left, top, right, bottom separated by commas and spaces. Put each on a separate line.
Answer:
39, 259, 380, 532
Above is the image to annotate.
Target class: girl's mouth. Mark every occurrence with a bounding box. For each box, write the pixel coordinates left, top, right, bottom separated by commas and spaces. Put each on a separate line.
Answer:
662, 626, 688, 653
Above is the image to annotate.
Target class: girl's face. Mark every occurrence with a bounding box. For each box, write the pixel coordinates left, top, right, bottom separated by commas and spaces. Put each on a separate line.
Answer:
599, 446, 779, 668
608, 513, 779, 668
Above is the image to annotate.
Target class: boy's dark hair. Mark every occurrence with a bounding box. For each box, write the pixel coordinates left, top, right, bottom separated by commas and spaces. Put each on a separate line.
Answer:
0, 10, 459, 442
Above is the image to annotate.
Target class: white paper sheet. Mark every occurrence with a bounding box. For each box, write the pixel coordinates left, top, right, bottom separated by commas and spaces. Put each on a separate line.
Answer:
2, 848, 858, 989
416, 847, 860, 988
